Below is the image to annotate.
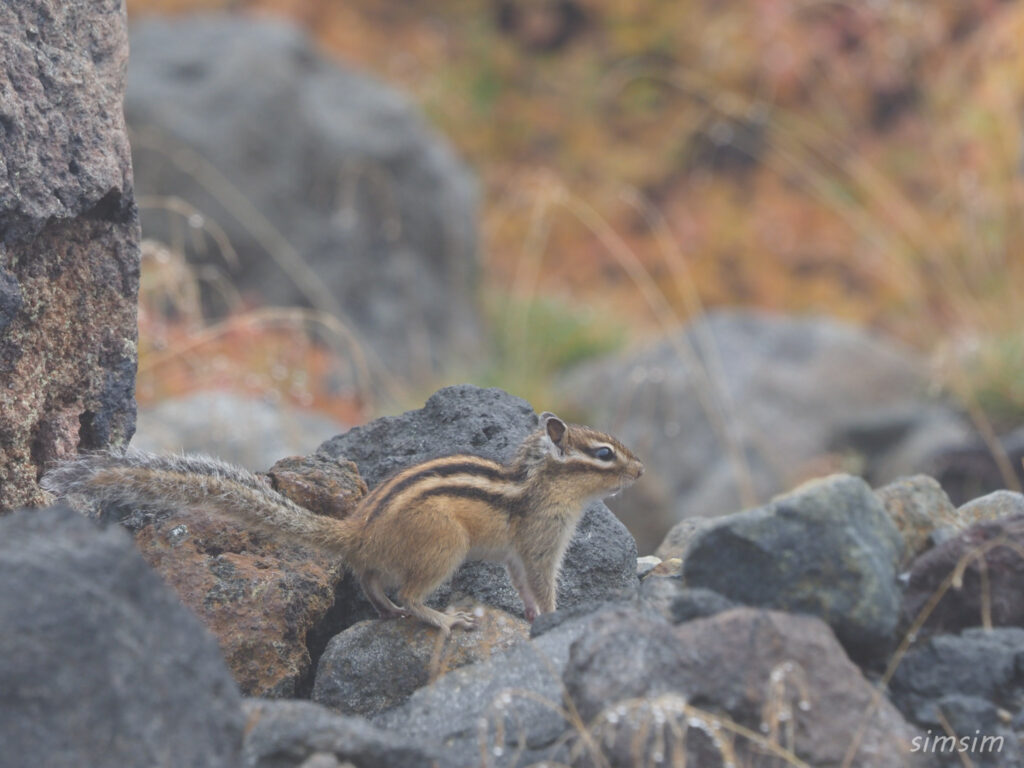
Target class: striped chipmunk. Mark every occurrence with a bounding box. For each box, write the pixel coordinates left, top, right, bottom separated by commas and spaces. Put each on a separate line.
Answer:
43, 412, 644, 634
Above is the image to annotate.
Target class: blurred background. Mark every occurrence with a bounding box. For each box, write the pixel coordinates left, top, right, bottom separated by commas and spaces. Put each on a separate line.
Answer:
125, 0, 1024, 553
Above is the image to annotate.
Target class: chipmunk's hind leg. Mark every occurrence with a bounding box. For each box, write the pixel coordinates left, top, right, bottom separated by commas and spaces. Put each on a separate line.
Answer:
360, 570, 411, 619
393, 534, 477, 635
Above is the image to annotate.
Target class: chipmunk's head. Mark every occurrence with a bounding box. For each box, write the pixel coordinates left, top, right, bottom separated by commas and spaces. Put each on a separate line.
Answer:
516, 412, 644, 504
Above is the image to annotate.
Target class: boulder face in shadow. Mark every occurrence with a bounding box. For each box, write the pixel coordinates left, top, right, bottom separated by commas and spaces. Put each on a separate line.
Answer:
126, 14, 482, 382
0, 0, 140, 512
0, 506, 244, 768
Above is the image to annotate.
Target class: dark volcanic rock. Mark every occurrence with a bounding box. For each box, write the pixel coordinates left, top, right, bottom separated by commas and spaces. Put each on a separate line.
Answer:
901, 514, 1024, 639
0, 506, 244, 768
313, 606, 528, 717
0, 0, 140, 511
126, 15, 480, 381
375, 604, 646, 767
889, 628, 1024, 768
243, 699, 436, 768
318, 385, 640, 623
682, 474, 904, 663
563, 607, 924, 768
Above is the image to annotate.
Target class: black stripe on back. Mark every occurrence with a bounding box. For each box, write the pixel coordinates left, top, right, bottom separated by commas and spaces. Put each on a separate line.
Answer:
414, 484, 513, 514
364, 458, 508, 520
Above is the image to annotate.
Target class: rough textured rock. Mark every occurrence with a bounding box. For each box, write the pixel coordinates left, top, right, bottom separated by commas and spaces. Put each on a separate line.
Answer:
126, 452, 365, 698
556, 310, 971, 553
889, 628, 1024, 767
564, 607, 925, 768
0, 0, 140, 511
125, 15, 480, 380
375, 604, 646, 767
267, 454, 367, 519
682, 474, 904, 662
901, 514, 1024, 639
0, 506, 244, 767
134, 390, 346, 471
875, 474, 959, 567
958, 490, 1024, 526
132, 508, 347, 697
243, 699, 437, 768
313, 606, 529, 717
318, 385, 640, 624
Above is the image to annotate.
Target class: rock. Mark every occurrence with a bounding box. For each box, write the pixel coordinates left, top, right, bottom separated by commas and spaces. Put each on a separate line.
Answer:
0, 506, 244, 767
375, 604, 645, 767
958, 490, 1024, 526
125, 15, 481, 381
133, 506, 346, 697
654, 516, 716, 560
920, 426, 1024, 506
667, 586, 738, 624
889, 628, 1024, 767
901, 514, 1024, 639
0, 0, 139, 511
563, 607, 925, 767
243, 699, 437, 768
556, 310, 970, 553
267, 454, 367, 520
876, 475, 959, 567
134, 390, 346, 471
317, 385, 640, 624
682, 474, 904, 662
312, 606, 528, 717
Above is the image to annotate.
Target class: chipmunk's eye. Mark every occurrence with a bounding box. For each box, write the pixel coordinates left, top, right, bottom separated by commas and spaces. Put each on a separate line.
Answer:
594, 446, 615, 461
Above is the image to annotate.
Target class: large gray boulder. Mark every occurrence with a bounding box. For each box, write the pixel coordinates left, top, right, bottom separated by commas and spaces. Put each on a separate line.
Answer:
0, 506, 244, 767
125, 15, 481, 380
0, 0, 139, 511
681, 474, 904, 663
556, 310, 971, 552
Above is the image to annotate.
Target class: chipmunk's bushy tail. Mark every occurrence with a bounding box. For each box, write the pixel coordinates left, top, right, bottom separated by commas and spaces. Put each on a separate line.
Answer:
41, 448, 356, 554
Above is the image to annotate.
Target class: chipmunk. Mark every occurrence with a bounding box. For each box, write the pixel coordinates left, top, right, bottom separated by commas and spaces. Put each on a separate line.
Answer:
42, 412, 644, 634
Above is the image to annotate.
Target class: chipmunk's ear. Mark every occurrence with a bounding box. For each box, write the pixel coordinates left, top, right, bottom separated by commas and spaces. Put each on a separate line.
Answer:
540, 412, 567, 453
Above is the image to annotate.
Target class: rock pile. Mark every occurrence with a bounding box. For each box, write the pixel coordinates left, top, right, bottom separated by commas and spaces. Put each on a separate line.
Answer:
7, 384, 1024, 766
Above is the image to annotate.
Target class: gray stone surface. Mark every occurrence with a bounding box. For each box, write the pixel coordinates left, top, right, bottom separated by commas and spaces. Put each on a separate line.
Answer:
0, 505, 244, 768
312, 607, 528, 717
563, 607, 925, 767
958, 490, 1024, 526
126, 15, 481, 380
318, 385, 640, 623
375, 605, 645, 767
243, 699, 436, 768
682, 474, 904, 662
889, 628, 1024, 768
901, 514, 1024, 640
556, 310, 971, 553
0, 0, 139, 511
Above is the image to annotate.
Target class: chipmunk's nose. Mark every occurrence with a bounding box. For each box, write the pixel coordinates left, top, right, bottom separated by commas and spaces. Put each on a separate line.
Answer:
635, 463, 645, 478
